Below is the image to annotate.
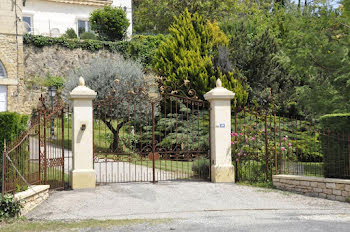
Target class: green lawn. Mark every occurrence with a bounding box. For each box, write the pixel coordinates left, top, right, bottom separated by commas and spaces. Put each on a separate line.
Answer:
96, 153, 195, 174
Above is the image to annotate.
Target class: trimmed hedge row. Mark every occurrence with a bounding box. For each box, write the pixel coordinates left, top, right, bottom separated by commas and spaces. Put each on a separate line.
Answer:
319, 113, 350, 179
24, 34, 166, 68
0, 112, 29, 192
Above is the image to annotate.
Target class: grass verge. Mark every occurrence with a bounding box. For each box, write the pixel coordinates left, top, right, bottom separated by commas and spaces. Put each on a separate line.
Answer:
0, 218, 170, 232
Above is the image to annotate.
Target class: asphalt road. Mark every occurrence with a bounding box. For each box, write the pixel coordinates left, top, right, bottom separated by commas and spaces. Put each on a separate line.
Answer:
27, 181, 350, 231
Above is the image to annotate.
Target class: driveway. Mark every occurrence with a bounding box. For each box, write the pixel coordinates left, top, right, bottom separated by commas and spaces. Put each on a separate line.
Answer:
27, 181, 350, 231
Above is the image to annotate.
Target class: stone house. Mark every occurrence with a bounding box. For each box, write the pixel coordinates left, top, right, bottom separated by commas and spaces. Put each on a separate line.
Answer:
0, 0, 132, 113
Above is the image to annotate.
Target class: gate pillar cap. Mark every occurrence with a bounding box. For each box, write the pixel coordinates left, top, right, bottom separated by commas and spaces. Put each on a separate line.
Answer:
204, 79, 235, 101
70, 77, 97, 100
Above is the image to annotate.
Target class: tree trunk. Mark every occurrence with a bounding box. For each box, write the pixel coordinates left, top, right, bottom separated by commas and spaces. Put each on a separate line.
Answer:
102, 119, 125, 153
110, 131, 119, 152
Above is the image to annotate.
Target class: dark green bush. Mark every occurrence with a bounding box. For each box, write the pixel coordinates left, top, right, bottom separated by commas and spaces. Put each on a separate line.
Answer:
63, 28, 77, 39
320, 113, 350, 179
0, 112, 29, 155
236, 160, 267, 183
192, 158, 210, 179
0, 195, 22, 220
80, 32, 97, 40
90, 6, 129, 41
0, 112, 29, 192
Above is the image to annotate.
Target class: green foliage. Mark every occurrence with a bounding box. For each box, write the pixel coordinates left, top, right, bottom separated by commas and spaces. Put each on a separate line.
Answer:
232, 110, 323, 181
0, 195, 22, 220
128, 34, 166, 69
134, 0, 240, 34
154, 9, 245, 99
63, 28, 77, 39
227, 24, 295, 108
192, 157, 210, 179
264, 4, 350, 116
319, 113, 350, 132
23, 34, 163, 68
79, 32, 97, 40
141, 99, 210, 152
24, 74, 65, 90
0, 112, 29, 155
89, 6, 130, 41
319, 113, 350, 178
64, 58, 156, 151
45, 74, 65, 89
0, 112, 29, 192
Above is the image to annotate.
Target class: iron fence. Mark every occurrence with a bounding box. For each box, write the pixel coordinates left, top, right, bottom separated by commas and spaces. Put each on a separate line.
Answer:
2, 95, 70, 195
93, 87, 210, 183
231, 106, 326, 183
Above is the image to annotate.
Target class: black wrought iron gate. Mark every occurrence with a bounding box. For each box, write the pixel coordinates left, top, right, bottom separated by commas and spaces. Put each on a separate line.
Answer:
93, 87, 210, 183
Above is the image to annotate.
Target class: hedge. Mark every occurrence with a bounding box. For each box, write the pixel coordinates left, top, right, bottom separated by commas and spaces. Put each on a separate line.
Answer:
0, 112, 29, 192
24, 34, 166, 68
319, 113, 350, 179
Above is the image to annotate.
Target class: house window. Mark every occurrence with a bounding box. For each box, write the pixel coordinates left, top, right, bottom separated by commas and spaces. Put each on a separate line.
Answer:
0, 61, 6, 78
23, 15, 33, 33
0, 61, 7, 112
77, 20, 90, 35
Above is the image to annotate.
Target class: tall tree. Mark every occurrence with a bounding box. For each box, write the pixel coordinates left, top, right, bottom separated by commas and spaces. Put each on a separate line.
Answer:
133, 0, 236, 34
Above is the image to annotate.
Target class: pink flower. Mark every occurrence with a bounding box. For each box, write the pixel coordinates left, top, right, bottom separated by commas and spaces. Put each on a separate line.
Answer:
238, 153, 241, 157
252, 137, 255, 141
239, 133, 243, 136
288, 143, 292, 147
231, 141, 234, 144
236, 158, 239, 162
243, 124, 246, 127
283, 137, 287, 141
281, 147, 286, 151
244, 153, 247, 156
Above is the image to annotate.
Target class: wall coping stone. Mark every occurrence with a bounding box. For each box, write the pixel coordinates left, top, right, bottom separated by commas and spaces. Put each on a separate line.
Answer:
273, 175, 350, 185
14, 185, 50, 201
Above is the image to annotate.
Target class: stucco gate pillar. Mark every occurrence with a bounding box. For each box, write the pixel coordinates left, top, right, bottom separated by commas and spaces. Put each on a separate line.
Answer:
204, 79, 235, 183
70, 77, 97, 189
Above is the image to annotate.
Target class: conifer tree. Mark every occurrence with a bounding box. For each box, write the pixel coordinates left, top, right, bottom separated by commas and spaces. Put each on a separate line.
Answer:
154, 9, 247, 102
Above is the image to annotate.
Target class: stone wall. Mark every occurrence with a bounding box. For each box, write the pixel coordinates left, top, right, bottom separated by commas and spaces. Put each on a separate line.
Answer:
17, 45, 122, 114
273, 175, 350, 202
14, 185, 50, 215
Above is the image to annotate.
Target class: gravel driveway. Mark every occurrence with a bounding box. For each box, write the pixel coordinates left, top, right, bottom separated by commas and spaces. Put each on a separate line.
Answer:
27, 181, 350, 231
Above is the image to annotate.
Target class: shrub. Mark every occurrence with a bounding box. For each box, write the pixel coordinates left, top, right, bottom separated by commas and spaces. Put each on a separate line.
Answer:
154, 9, 228, 99
89, 6, 130, 41
0, 112, 29, 155
80, 32, 97, 40
45, 74, 65, 89
0, 195, 22, 220
63, 28, 77, 39
319, 113, 350, 178
0, 112, 29, 193
192, 158, 210, 179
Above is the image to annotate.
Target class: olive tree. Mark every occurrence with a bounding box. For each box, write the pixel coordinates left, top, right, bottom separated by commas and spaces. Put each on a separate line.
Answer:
64, 58, 157, 151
